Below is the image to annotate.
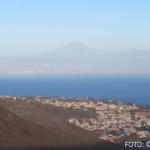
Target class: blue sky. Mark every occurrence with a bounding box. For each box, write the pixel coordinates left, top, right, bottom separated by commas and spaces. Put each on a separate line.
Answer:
0, 0, 150, 56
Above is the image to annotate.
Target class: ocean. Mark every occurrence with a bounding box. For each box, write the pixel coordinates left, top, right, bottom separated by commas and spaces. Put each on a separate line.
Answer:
0, 74, 150, 105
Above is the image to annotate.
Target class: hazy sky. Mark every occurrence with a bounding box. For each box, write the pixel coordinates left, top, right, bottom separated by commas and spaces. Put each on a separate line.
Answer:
0, 0, 150, 57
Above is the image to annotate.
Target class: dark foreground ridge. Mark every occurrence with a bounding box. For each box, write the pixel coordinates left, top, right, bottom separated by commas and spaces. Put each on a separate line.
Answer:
0, 107, 123, 150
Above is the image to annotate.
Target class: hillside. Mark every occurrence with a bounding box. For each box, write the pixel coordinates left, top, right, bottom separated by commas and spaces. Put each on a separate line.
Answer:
0, 98, 123, 150
0, 98, 96, 133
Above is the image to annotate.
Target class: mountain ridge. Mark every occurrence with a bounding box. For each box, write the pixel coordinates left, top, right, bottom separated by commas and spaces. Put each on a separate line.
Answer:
0, 98, 123, 150
0, 42, 150, 73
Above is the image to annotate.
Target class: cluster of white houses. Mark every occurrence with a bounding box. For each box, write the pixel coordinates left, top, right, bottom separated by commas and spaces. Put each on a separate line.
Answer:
41, 98, 150, 142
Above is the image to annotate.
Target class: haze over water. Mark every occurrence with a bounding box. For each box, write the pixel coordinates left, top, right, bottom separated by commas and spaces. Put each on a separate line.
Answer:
0, 74, 150, 105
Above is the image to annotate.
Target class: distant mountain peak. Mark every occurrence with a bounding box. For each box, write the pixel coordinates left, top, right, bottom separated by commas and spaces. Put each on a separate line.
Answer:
54, 42, 89, 53
72, 41, 79, 43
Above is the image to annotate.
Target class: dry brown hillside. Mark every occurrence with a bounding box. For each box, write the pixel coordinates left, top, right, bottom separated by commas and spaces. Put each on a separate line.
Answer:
0, 98, 123, 150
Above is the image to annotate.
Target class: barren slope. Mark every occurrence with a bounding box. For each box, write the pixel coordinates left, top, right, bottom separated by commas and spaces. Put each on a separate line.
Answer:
0, 98, 123, 150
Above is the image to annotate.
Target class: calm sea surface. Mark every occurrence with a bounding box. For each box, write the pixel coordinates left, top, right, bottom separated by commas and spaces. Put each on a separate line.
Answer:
0, 74, 150, 105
